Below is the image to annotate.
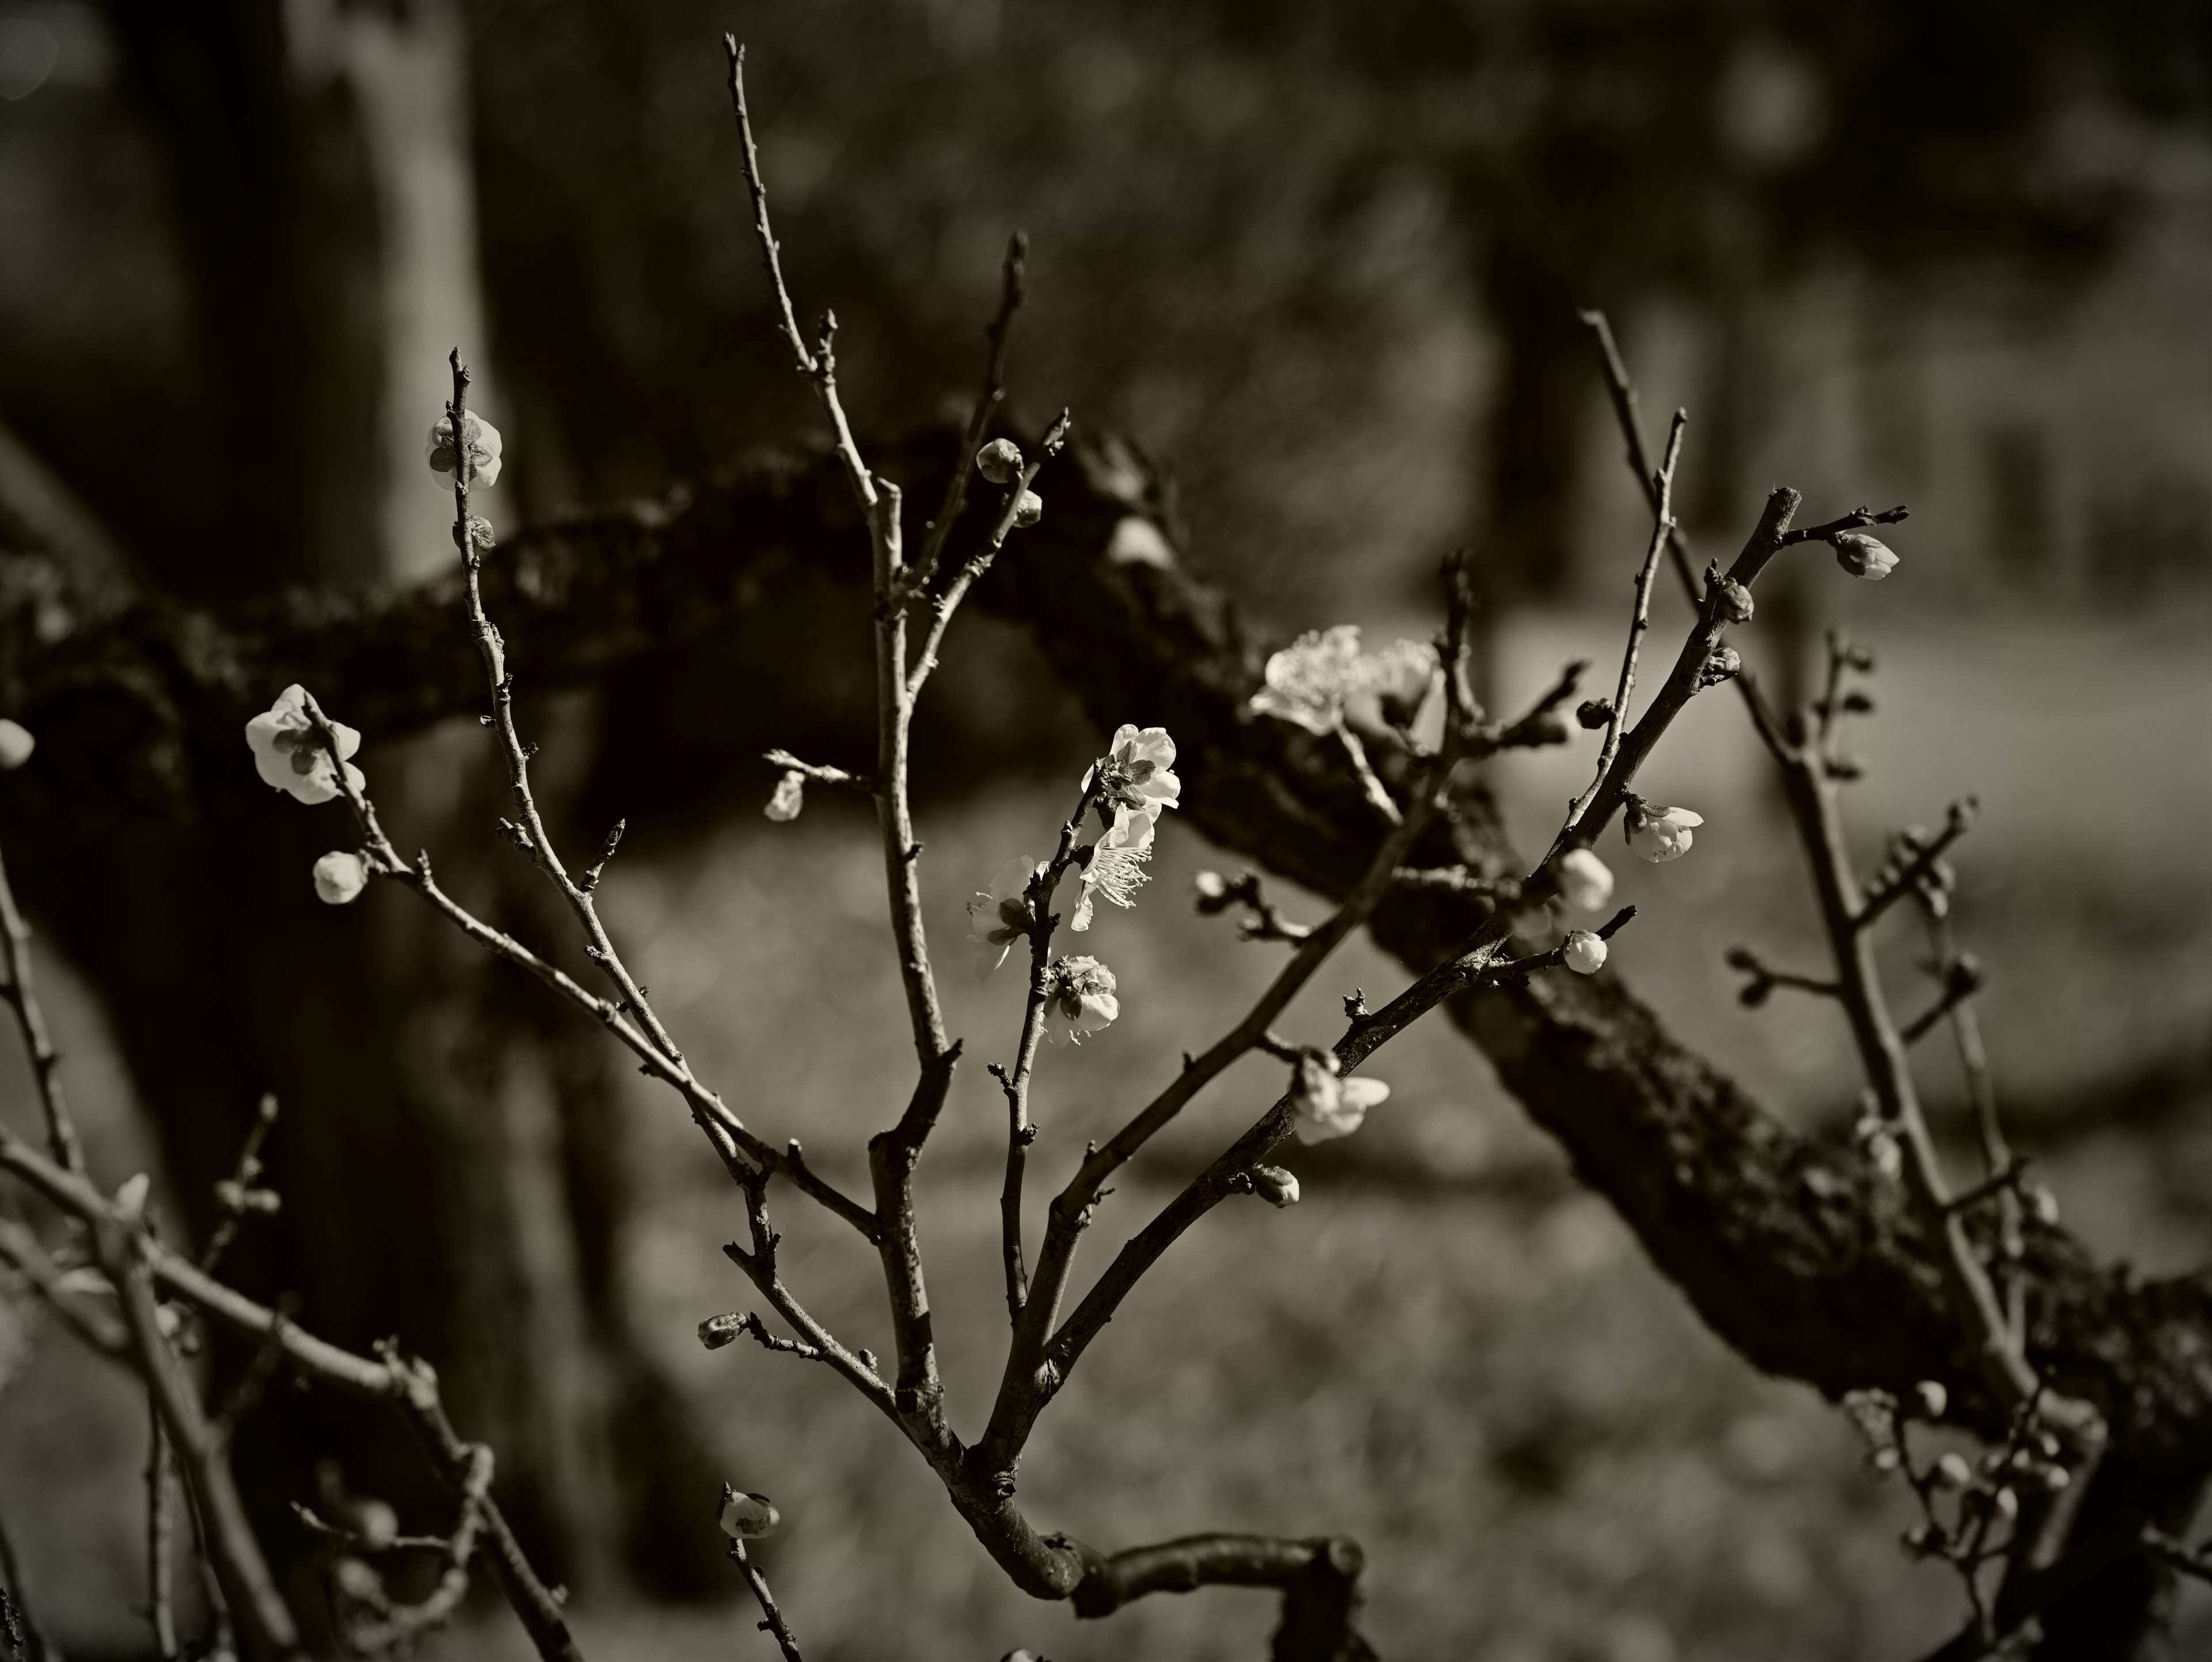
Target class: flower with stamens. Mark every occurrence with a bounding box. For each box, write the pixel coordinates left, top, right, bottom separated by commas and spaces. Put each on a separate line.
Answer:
1288, 1050, 1391, 1144
1624, 798, 1703, 863
1555, 848, 1613, 911
1562, 930, 1608, 975
1090, 724, 1181, 819
764, 770, 805, 822
245, 685, 365, 805
426, 410, 503, 490
313, 851, 369, 906
1249, 624, 1365, 734
1832, 531, 1899, 581
967, 854, 1042, 977
1043, 955, 1119, 1045
1073, 806, 1154, 932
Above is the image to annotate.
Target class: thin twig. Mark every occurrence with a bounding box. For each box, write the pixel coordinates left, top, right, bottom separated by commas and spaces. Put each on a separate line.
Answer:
728, 1537, 804, 1662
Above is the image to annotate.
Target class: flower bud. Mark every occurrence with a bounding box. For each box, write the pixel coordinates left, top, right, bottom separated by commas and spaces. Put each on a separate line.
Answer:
2028, 1184, 2060, 1226
1191, 869, 1229, 903
313, 850, 369, 906
1624, 799, 1704, 863
1699, 645, 1741, 689
1718, 579, 1754, 624
764, 770, 805, 823
1562, 929, 1608, 975
114, 1171, 150, 1222
1832, 531, 1899, 581
1867, 1130, 1903, 1182
1555, 849, 1613, 911
1575, 698, 1612, 730
1914, 1380, 1948, 1421
0, 720, 35, 771
1013, 489, 1043, 528
1249, 1165, 1301, 1207
718, 1486, 780, 1539
976, 438, 1024, 485
1870, 1444, 1901, 1474
1934, 1452, 1973, 1490
699, 1313, 745, 1351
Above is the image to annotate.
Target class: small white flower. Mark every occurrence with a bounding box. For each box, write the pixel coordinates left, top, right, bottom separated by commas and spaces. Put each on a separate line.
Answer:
1288, 1051, 1390, 1144
1013, 489, 1043, 528
245, 685, 365, 806
1562, 929, 1607, 975
1249, 624, 1366, 735
976, 439, 1023, 484
718, 1487, 780, 1540
764, 770, 805, 822
1091, 724, 1181, 818
1043, 955, 1119, 1045
1555, 848, 1614, 911
1072, 806, 1154, 932
1832, 532, 1899, 581
967, 854, 1041, 977
426, 410, 503, 490
1624, 800, 1704, 863
313, 851, 369, 906
0, 719, 34, 771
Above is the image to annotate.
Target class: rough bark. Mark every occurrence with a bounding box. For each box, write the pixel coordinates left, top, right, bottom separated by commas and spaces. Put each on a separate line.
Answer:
5, 423, 2210, 1637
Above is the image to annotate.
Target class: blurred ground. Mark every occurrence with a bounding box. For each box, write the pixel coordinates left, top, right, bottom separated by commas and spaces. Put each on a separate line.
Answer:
7, 599, 2209, 1659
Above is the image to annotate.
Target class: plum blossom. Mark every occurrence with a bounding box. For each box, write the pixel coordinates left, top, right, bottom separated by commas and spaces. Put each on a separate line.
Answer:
1624, 798, 1703, 863
246, 685, 365, 805
1248, 625, 1366, 734
426, 410, 503, 490
1555, 848, 1614, 911
764, 770, 805, 822
1832, 531, 1899, 581
313, 851, 369, 906
1288, 1050, 1391, 1144
1090, 724, 1180, 819
1073, 806, 1153, 932
0, 719, 33, 771
718, 1487, 779, 1540
967, 854, 1041, 976
1562, 929, 1608, 975
1043, 955, 1118, 1045
1363, 638, 1440, 726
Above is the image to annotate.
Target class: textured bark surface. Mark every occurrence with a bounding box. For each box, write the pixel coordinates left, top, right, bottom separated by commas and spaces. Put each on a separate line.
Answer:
5, 423, 2211, 1634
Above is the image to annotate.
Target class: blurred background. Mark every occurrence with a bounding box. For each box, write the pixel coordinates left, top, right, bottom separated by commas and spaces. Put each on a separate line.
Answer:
3, 1, 2212, 1657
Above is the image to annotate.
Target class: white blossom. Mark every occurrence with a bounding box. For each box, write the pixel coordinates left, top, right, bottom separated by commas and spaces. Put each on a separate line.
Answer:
245, 685, 365, 805
1363, 637, 1440, 724
1073, 806, 1154, 932
1562, 929, 1608, 975
967, 855, 1041, 977
1248, 624, 1365, 734
1043, 955, 1119, 1045
764, 770, 805, 822
1624, 800, 1704, 863
718, 1489, 780, 1539
426, 410, 503, 490
1832, 531, 1899, 581
0, 720, 33, 771
1289, 1051, 1390, 1145
1091, 724, 1181, 818
1555, 848, 1614, 911
976, 438, 1023, 484
313, 851, 369, 906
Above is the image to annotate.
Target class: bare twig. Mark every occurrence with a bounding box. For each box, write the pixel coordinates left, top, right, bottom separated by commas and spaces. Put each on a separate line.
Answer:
727, 1530, 804, 1662
0, 842, 82, 1173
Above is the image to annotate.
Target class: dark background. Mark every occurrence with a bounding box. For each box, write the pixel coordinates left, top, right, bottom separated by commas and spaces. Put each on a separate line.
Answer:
2, 2, 2211, 1657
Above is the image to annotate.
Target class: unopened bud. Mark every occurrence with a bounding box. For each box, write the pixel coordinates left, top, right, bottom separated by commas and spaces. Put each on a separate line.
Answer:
1832, 531, 1900, 581
313, 850, 369, 906
1914, 1380, 1948, 1421
1191, 870, 1229, 903
976, 438, 1023, 485
1699, 645, 1741, 688
1718, 579, 1754, 624
114, 1171, 150, 1222
1934, 1452, 1973, 1489
1249, 1165, 1300, 1207
764, 770, 805, 823
699, 1313, 745, 1351
0, 720, 35, 771
1575, 698, 1612, 730
718, 1486, 780, 1539
2028, 1184, 2060, 1226
1013, 489, 1044, 528
1562, 929, 1608, 975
